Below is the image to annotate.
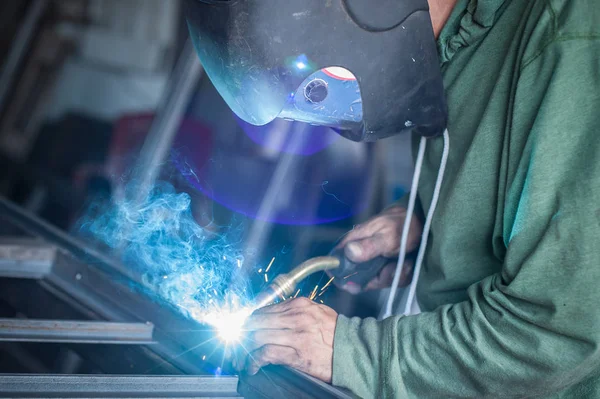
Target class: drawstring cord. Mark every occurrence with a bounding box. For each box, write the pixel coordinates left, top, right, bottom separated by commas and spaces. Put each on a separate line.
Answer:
383, 129, 450, 318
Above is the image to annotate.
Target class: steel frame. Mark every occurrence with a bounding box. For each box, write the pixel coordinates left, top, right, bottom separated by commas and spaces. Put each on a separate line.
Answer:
0, 318, 155, 344
0, 195, 356, 398
0, 374, 240, 398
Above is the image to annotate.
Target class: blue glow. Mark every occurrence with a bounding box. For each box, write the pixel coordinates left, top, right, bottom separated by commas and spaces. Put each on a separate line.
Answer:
77, 181, 254, 340
286, 54, 313, 73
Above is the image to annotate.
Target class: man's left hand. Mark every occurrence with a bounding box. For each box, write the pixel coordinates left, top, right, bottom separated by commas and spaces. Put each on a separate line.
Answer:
233, 297, 338, 383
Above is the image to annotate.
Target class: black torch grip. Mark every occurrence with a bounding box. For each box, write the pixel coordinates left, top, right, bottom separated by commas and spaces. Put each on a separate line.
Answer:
328, 247, 394, 289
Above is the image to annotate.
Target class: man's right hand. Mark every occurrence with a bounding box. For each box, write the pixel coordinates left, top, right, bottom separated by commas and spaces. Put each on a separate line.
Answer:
334, 206, 422, 293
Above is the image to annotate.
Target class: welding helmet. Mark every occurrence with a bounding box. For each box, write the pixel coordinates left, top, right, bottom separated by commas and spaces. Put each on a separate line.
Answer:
184, 0, 447, 142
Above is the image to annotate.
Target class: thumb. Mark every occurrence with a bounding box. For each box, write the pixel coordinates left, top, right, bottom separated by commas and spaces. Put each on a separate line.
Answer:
344, 236, 386, 263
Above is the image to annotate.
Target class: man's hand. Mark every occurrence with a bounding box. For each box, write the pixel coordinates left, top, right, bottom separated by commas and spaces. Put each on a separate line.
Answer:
334, 205, 422, 293
233, 297, 337, 383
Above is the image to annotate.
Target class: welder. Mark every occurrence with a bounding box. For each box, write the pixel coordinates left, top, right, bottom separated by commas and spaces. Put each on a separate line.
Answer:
185, 0, 600, 397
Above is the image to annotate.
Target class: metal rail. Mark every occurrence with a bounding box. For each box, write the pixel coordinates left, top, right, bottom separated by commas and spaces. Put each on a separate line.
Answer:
0, 238, 55, 279
0, 374, 240, 398
0, 319, 155, 344
239, 366, 357, 399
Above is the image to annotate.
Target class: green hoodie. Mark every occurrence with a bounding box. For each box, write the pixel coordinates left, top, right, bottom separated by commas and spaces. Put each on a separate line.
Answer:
332, 0, 600, 397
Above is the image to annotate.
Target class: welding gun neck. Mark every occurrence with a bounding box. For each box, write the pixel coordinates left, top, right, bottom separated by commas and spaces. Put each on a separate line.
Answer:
253, 256, 340, 310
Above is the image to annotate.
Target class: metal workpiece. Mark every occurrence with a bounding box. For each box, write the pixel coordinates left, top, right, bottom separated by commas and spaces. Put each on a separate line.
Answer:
238, 366, 357, 399
0, 195, 223, 374
0, 238, 55, 279
0, 197, 356, 397
0, 374, 241, 398
0, 319, 155, 344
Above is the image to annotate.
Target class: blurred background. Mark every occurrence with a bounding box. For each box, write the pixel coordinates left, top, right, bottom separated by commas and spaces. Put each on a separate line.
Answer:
0, 0, 415, 337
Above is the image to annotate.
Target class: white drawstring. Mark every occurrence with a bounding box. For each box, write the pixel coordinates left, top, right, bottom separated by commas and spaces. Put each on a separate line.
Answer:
382, 135, 427, 318
383, 129, 450, 318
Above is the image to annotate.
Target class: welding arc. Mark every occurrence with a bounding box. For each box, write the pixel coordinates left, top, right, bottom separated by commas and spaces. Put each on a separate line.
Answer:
253, 256, 340, 310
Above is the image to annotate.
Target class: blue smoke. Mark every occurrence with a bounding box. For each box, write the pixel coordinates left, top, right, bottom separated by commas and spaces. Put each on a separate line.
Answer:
78, 180, 253, 325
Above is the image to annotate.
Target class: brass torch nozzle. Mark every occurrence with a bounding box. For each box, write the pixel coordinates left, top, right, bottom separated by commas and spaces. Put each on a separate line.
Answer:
253, 256, 340, 310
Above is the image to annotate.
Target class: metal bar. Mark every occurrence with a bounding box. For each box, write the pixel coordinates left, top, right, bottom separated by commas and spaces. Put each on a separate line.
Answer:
0, 319, 155, 344
0, 374, 241, 398
0, 238, 55, 279
0, 0, 49, 117
239, 366, 358, 399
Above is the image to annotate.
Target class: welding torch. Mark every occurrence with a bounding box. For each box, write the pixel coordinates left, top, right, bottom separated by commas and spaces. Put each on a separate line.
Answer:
252, 248, 393, 310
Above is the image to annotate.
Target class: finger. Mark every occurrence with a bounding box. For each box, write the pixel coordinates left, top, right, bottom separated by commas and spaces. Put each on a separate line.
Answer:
336, 218, 388, 248
364, 260, 414, 291
344, 235, 388, 263
243, 329, 297, 354
364, 262, 397, 291
245, 345, 299, 375
337, 281, 362, 294
246, 304, 310, 331
253, 296, 313, 316
399, 259, 415, 287
252, 300, 291, 315
232, 345, 247, 372
244, 314, 293, 331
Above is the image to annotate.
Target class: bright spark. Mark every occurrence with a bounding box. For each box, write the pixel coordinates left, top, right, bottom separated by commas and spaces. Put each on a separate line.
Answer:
309, 285, 319, 301
180, 293, 253, 345
264, 274, 269, 283
321, 276, 334, 291
343, 272, 358, 279
199, 305, 252, 344
258, 268, 263, 273
266, 257, 275, 273
293, 289, 301, 298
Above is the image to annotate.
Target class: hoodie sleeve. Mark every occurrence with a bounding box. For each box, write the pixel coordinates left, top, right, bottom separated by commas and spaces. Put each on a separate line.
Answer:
331, 38, 600, 398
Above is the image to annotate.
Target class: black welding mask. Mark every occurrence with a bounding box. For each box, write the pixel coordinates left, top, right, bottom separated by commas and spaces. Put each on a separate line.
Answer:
184, 0, 447, 142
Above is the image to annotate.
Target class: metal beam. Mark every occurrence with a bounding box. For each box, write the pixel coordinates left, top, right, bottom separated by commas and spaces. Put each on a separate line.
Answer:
0, 238, 55, 279
0, 319, 155, 344
0, 374, 241, 398
239, 366, 357, 399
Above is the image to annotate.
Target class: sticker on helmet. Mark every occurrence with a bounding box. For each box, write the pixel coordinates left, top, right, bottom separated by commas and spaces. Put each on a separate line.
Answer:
322, 66, 357, 81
